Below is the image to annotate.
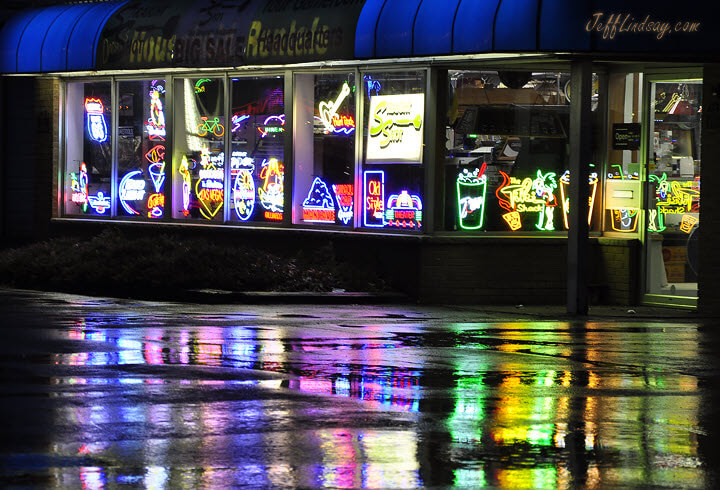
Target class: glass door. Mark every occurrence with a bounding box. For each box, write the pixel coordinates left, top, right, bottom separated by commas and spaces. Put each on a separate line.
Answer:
644, 79, 701, 305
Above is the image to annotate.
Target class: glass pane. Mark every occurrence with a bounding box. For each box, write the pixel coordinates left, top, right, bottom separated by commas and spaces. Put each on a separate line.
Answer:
646, 81, 701, 297
64, 81, 112, 216
293, 72, 355, 226
444, 71, 581, 232
361, 71, 425, 230
173, 77, 225, 221
229, 76, 285, 223
117, 79, 167, 219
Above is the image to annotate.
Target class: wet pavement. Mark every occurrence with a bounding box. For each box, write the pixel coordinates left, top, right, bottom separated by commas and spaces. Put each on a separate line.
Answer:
1, 288, 719, 489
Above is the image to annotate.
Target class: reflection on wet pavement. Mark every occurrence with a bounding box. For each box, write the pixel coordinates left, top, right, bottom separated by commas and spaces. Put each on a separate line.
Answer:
0, 290, 716, 488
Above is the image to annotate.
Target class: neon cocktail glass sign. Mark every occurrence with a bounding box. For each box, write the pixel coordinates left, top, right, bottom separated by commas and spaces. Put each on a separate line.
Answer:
456, 163, 487, 230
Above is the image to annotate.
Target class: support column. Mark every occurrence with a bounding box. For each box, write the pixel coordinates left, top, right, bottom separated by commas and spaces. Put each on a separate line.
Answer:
567, 60, 592, 315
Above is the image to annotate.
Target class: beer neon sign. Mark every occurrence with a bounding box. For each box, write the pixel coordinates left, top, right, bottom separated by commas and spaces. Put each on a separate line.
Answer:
333, 184, 353, 225
363, 170, 385, 228
85, 98, 108, 143
119, 170, 145, 215
302, 177, 336, 223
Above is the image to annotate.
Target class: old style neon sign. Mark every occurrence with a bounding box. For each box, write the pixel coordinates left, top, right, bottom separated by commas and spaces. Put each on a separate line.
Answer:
85, 98, 108, 143
496, 170, 558, 231
333, 184, 353, 225
70, 162, 89, 212
363, 170, 385, 228
302, 177, 336, 223
456, 163, 487, 230
385, 191, 422, 228
258, 158, 284, 220
559, 170, 599, 229
231, 151, 255, 221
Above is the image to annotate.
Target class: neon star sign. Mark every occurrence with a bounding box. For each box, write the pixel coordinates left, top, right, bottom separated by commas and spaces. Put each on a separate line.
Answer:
85, 98, 108, 143
302, 177, 336, 223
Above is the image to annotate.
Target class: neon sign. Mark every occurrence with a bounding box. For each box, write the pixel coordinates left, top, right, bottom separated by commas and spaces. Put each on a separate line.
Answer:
652, 173, 699, 214
302, 177, 335, 223
179, 155, 191, 216
258, 158, 284, 219
70, 162, 89, 212
147, 193, 164, 218
232, 152, 255, 221
331, 114, 355, 134
496, 170, 558, 231
87, 192, 110, 214
231, 114, 250, 133
456, 163, 487, 230
258, 114, 285, 138
194, 79, 211, 93
606, 166, 640, 233
332, 184, 353, 225
146, 81, 166, 140
318, 82, 351, 133
119, 170, 145, 215
85, 98, 108, 143
196, 146, 224, 220
559, 170, 599, 229
363, 170, 384, 228
385, 190, 422, 228
680, 214, 699, 233
197, 116, 225, 138
366, 94, 424, 163
610, 208, 638, 232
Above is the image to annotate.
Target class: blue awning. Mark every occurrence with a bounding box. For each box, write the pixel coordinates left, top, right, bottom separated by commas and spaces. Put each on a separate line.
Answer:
0, 1, 127, 73
355, 0, 719, 59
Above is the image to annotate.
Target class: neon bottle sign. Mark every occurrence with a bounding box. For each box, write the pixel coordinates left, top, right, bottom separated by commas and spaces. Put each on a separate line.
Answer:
318, 82, 351, 133
385, 190, 423, 228
85, 98, 108, 143
456, 163, 487, 230
363, 170, 385, 228
302, 177, 336, 223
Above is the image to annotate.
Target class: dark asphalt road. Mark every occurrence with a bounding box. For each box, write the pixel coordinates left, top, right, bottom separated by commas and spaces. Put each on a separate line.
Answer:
1, 288, 718, 488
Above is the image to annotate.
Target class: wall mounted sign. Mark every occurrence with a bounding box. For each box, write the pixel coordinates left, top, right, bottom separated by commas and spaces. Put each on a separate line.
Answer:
366, 94, 424, 163
612, 123, 641, 150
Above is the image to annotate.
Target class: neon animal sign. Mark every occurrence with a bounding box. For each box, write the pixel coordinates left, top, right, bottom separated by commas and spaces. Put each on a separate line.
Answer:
318, 82, 351, 133
302, 177, 336, 223
258, 158, 284, 219
559, 170, 599, 229
385, 191, 422, 228
85, 98, 108, 143
456, 163, 487, 230
363, 170, 385, 228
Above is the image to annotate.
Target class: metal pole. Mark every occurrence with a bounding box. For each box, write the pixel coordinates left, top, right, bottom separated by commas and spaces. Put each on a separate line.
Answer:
567, 60, 592, 315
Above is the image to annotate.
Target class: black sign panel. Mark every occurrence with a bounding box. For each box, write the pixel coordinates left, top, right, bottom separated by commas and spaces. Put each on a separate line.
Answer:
613, 123, 641, 150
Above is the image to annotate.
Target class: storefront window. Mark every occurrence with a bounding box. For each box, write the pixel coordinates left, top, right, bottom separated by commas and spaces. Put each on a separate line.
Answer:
172, 77, 225, 221
64, 81, 112, 216
293, 72, 355, 226
117, 79, 167, 219
361, 71, 425, 230
445, 71, 592, 233
229, 76, 285, 223
646, 80, 701, 298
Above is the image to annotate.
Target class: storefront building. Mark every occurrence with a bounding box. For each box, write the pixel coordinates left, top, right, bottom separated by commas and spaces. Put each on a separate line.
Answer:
0, 0, 718, 312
